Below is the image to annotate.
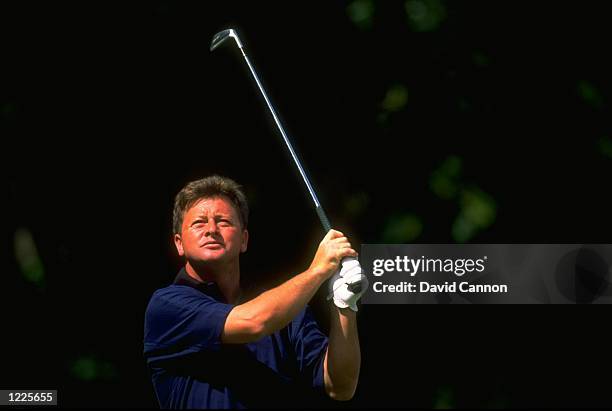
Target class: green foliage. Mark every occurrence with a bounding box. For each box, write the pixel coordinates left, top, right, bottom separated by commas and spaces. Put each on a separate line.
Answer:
14, 228, 45, 288
452, 186, 497, 243
71, 357, 97, 381
577, 80, 604, 109
430, 155, 462, 199
378, 83, 409, 125
598, 136, 612, 159
433, 385, 454, 409
347, 0, 375, 30
70, 356, 118, 382
345, 191, 370, 218
381, 213, 423, 243
405, 0, 446, 32
430, 156, 497, 242
472, 51, 490, 67
1, 102, 16, 117
381, 84, 409, 112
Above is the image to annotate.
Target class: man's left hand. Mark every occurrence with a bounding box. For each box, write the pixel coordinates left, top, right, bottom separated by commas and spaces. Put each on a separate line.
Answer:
328, 258, 369, 311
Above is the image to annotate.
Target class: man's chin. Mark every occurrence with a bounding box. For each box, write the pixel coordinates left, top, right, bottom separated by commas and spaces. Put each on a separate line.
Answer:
189, 252, 229, 266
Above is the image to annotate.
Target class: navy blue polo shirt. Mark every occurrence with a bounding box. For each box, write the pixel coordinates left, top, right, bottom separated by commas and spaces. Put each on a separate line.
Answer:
143, 268, 329, 409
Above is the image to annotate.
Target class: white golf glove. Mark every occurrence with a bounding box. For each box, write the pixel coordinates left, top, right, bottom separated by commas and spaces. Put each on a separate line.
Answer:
327, 257, 369, 311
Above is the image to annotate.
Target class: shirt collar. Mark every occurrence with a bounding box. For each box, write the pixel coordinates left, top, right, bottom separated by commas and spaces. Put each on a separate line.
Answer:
173, 267, 226, 302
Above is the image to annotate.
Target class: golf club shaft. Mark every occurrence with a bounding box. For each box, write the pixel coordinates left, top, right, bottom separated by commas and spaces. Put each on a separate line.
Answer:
239, 50, 364, 298
211, 30, 366, 302
238, 48, 332, 233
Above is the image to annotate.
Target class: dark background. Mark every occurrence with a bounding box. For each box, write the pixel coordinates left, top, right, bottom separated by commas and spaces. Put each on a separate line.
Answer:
3, 1, 612, 408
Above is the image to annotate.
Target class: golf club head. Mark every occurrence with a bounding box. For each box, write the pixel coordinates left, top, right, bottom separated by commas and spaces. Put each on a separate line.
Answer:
210, 29, 243, 51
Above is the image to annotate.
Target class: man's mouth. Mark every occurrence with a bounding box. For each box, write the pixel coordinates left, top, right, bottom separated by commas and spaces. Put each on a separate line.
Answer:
202, 241, 224, 248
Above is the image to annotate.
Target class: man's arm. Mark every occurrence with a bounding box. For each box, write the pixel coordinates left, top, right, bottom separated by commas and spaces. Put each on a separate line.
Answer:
323, 305, 360, 401
222, 229, 356, 344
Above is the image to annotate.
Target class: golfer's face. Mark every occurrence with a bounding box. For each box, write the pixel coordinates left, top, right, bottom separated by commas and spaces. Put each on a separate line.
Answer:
178, 196, 247, 264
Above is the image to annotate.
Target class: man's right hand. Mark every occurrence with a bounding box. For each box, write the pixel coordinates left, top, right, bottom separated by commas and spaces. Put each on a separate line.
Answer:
308, 230, 358, 280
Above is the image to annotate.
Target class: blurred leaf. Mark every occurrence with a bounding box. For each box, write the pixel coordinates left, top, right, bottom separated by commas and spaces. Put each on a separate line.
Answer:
14, 227, 45, 288
377, 111, 390, 125
430, 155, 462, 199
345, 191, 370, 218
598, 136, 612, 159
2, 102, 16, 117
472, 51, 490, 67
98, 361, 119, 380
460, 186, 496, 228
577, 80, 603, 109
71, 357, 98, 381
70, 356, 119, 382
381, 213, 423, 243
347, 0, 375, 30
381, 84, 409, 112
433, 386, 454, 409
452, 213, 475, 243
452, 186, 497, 243
405, 0, 446, 32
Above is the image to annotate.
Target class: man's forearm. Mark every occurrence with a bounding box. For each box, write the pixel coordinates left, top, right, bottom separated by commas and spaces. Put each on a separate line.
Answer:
324, 305, 361, 400
223, 229, 357, 344
226, 268, 327, 341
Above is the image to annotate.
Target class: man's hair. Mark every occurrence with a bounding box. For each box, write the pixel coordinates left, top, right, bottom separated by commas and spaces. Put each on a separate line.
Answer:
173, 175, 249, 234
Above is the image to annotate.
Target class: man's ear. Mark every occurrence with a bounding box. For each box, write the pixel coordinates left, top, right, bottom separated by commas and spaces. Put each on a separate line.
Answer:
240, 229, 249, 253
174, 233, 184, 256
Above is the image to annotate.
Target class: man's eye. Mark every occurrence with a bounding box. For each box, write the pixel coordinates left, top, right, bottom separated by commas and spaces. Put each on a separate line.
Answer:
218, 219, 232, 226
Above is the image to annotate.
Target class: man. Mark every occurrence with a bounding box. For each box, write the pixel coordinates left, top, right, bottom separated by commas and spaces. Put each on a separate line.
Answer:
144, 175, 367, 408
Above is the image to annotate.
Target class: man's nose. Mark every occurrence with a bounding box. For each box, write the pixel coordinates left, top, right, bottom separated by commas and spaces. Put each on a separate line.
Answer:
204, 220, 219, 235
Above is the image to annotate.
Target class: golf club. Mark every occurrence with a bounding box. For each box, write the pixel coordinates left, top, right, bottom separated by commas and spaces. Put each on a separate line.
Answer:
210, 28, 365, 296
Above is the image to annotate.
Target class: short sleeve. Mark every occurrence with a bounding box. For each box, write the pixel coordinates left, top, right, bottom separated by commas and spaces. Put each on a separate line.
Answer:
290, 306, 329, 390
143, 285, 234, 363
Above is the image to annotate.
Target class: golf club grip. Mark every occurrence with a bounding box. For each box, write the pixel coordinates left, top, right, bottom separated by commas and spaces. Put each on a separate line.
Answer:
316, 205, 332, 233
